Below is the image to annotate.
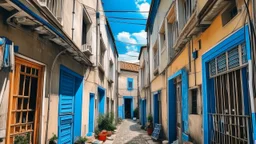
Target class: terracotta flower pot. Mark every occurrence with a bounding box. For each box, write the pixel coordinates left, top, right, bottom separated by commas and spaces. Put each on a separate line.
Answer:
98, 132, 107, 141
147, 128, 153, 135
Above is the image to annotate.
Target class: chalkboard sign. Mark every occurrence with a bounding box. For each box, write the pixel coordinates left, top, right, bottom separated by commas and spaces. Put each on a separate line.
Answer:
151, 124, 161, 140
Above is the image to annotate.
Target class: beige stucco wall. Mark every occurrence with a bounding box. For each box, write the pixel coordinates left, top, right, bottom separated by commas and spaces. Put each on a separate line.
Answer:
118, 70, 139, 113
0, 13, 91, 143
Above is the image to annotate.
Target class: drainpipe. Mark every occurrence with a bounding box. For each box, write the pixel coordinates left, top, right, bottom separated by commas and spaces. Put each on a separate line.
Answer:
192, 38, 196, 86
71, 0, 75, 40
45, 49, 67, 143
147, 30, 152, 114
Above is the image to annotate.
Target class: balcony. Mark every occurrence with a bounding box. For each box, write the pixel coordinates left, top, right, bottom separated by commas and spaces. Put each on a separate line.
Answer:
38, 0, 63, 23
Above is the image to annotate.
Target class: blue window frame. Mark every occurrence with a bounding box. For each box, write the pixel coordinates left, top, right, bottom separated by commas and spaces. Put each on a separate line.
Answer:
127, 78, 133, 91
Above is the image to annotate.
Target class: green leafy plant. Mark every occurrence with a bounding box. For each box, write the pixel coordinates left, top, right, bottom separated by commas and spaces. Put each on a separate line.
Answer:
0, 138, 3, 142
74, 136, 87, 144
147, 114, 153, 123
97, 112, 116, 131
49, 133, 58, 144
94, 128, 100, 137
133, 107, 139, 118
14, 133, 30, 144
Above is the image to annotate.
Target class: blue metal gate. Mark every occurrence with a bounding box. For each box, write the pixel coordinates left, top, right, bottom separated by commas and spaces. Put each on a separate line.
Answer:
58, 66, 83, 144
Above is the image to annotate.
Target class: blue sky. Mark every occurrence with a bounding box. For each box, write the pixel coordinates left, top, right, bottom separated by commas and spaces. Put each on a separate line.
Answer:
102, 0, 151, 63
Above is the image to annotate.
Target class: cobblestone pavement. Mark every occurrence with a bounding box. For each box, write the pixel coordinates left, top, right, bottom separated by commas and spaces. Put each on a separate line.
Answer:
112, 119, 160, 144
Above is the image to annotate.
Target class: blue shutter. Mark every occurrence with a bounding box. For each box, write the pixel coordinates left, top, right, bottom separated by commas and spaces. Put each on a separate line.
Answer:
127, 78, 133, 91
228, 47, 239, 69
59, 71, 75, 144
217, 54, 227, 73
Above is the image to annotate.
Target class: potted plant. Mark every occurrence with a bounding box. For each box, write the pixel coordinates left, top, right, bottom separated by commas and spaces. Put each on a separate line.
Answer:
74, 136, 87, 144
147, 114, 153, 135
14, 133, 30, 144
98, 130, 107, 142
49, 133, 58, 144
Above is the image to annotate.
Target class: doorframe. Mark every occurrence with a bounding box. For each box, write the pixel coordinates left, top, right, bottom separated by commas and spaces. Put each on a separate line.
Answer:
153, 91, 160, 125
98, 86, 106, 115
123, 96, 134, 118
167, 68, 189, 142
201, 25, 256, 143
87, 93, 95, 136
58, 65, 83, 142
6, 55, 45, 144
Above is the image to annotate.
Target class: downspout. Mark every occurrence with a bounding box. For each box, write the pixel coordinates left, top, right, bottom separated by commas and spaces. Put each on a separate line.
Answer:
72, 0, 75, 40
45, 49, 67, 143
192, 38, 196, 86
116, 60, 119, 124
147, 29, 152, 114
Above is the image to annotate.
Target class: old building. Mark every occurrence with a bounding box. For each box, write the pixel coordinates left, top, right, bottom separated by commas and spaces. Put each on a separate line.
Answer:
118, 61, 139, 119
144, 0, 256, 143
138, 46, 150, 127
0, 0, 118, 143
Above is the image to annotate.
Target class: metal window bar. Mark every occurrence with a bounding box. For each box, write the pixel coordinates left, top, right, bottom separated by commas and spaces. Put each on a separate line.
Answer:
209, 43, 247, 78
209, 69, 251, 144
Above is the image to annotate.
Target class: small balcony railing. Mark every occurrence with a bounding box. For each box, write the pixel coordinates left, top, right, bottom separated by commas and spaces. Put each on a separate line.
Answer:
39, 0, 63, 22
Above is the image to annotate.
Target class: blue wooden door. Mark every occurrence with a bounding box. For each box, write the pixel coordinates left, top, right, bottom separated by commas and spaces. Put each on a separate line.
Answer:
87, 93, 95, 136
58, 70, 75, 144
154, 93, 159, 125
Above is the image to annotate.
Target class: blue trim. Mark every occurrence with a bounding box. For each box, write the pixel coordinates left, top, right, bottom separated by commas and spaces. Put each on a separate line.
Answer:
252, 113, 256, 141
202, 25, 251, 143
0, 37, 12, 68
74, 77, 83, 141
148, 0, 161, 33
98, 86, 106, 115
58, 65, 83, 143
123, 96, 134, 118
60, 65, 83, 79
118, 106, 123, 119
87, 93, 95, 137
167, 68, 189, 143
140, 99, 147, 126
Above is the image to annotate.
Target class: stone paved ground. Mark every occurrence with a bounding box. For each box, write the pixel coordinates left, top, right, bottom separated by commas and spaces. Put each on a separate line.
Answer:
112, 119, 161, 144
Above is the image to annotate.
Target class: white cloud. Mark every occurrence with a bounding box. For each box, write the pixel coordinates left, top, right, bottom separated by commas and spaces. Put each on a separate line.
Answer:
135, 0, 150, 18
117, 30, 147, 63
117, 30, 147, 45
117, 32, 137, 44
119, 51, 140, 63
132, 30, 147, 44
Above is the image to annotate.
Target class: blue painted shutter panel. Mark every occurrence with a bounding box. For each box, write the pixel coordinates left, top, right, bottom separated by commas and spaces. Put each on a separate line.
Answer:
59, 71, 75, 144
127, 78, 133, 91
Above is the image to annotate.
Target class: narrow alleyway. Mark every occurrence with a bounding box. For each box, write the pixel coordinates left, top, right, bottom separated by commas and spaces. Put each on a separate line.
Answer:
113, 120, 160, 144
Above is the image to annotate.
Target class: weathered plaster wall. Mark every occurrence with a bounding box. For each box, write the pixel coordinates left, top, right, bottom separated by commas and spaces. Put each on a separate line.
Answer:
165, 0, 249, 143
118, 71, 138, 110
0, 14, 88, 143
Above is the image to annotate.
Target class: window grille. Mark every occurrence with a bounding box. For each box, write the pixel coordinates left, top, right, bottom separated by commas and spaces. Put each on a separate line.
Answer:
209, 43, 247, 77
